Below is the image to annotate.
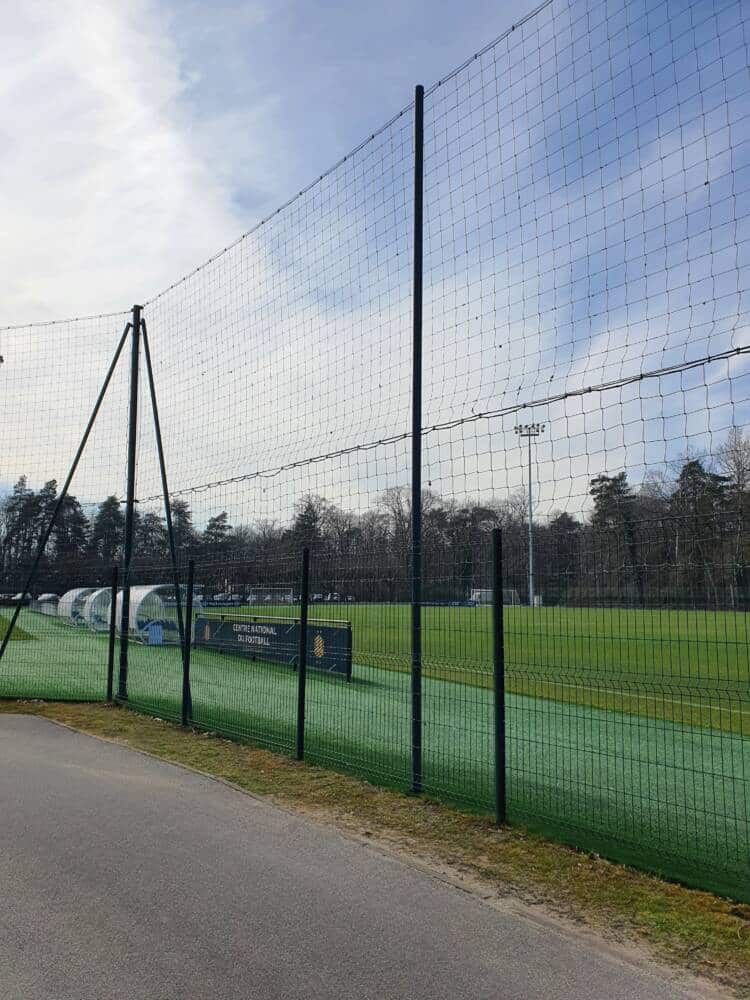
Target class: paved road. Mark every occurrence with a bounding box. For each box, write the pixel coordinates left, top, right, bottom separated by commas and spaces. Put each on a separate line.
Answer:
0, 715, 717, 1000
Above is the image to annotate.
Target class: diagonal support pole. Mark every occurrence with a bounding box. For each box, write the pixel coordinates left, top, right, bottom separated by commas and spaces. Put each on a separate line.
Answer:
140, 319, 185, 651
141, 317, 192, 719
0, 320, 133, 665
117, 306, 142, 699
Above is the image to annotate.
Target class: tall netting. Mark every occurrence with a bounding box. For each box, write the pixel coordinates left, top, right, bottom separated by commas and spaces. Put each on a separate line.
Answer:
0, 0, 748, 902
140, 104, 414, 516
114, 107, 417, 781
0, 312, 130, 700
416, 0, 750, 898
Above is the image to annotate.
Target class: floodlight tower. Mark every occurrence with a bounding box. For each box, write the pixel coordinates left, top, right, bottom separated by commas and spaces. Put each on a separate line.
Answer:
514, 422, 546, 607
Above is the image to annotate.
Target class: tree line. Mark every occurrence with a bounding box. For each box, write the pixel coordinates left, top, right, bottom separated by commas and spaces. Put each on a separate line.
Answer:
1, 429, 748, 609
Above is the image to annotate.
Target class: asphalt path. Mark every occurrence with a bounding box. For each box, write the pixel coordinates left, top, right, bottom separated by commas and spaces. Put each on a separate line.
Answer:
0, 715, 718, 999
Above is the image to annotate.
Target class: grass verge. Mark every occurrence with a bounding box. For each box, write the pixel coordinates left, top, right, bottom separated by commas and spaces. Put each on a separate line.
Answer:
2, 698, 748, 996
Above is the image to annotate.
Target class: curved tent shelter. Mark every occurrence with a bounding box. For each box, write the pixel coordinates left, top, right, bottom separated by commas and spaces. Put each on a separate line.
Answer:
113, 585, 198, 644
82, 588, 112, 632
37, 594, 60, 616
58, 588, 96, 626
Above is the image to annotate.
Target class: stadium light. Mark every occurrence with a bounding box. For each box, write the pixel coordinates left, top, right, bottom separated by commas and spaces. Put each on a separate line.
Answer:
514, 422, 546, 607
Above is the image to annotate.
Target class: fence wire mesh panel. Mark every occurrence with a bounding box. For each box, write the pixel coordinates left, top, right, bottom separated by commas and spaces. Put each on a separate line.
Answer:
415, 0, 750, 899
303, 553, 411, 788
420, 551, 497, 809
0, 313, 130, 701
187, 556, 301, 754
0, 0, 748, 902
111, 560, 187, 725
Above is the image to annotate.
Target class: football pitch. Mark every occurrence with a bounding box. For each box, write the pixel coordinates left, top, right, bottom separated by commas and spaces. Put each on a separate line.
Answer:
0, 604, 747, 899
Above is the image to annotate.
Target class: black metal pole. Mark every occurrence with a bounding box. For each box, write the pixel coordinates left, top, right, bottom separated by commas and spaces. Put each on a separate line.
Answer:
0, 320, 132, 666
492, 528, 507, 825
141, 321, 184, 649
182, 559, 195, 726
106, 565, 119, 702
410, 84, 425, 794
117, 306, 141, 700
296, 547, 311, 761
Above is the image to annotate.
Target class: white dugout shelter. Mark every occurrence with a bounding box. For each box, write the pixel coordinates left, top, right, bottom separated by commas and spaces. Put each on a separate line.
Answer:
81, 588, 113, 632
58, 588, 96, 626
37, 594, 60, 616
111, 585, 199, 643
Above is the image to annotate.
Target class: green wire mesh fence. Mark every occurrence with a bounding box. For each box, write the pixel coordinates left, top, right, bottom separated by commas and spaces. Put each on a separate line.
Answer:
0, 0, 748, 901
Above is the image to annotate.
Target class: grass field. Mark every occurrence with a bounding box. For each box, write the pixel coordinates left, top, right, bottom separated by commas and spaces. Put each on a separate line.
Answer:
0, 613, 32, 641
0, 603, 747, 900
215, 601, 750, 676
205, 602, 750, 735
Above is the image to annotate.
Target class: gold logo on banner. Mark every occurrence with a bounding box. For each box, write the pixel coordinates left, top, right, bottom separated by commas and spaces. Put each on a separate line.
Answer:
313, 633, 325, 659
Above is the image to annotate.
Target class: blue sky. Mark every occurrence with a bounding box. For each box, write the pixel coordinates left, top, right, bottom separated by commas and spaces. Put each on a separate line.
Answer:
0, 0, 521, 322
165, 0, 520, 219
1, 0, 748, 527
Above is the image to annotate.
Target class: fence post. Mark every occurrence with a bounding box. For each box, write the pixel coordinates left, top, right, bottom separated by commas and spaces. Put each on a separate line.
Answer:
118, 305, 142, 700
182, 559, 195, 726
492, 527, 507, 825
106, 565, 118, 702
296, 547, 311, 761
410, 82, 425, 794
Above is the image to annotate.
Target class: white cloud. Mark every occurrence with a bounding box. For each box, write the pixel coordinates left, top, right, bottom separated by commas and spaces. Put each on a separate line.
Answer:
1, 0, 747, 533
0, 0, 242, 322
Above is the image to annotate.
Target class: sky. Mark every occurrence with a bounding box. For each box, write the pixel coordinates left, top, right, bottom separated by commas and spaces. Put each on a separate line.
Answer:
0, 0, 520, 323
1, 0, 748, 530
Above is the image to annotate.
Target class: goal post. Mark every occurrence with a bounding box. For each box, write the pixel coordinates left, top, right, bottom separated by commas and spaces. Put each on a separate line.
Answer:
245, 586, 295, 605
470, 588, 520, 606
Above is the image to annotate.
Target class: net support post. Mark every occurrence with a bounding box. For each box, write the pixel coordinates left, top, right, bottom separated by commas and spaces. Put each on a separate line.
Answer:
296, 547, 311, 761
182, 559, 195, 726
492, 528, 507, 826
106, 565, 119, 702
410, 83, 425, 795
141, 320, 185, 650
117, 305, 142, 700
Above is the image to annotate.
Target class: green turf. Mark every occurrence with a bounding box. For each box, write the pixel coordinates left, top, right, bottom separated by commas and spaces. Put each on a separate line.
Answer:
225, 601, 750, 679
0, 605, 748, 900
205, 602, 750, 734
0, 613, 32, 641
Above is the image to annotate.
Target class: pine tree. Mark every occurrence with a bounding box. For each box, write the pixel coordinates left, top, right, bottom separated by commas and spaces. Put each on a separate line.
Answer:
135, 511, 169, 565
670, 459, 728, 606
289, 495, 326, 549
589, 473, 643, 604
171, 499, 197, 561
51, 494, 90, 586
89, 496, 125, 575
202, 512, 232, 557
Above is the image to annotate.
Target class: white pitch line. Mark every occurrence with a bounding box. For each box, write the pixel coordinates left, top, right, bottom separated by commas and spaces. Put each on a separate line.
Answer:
518, 677, 750, 721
